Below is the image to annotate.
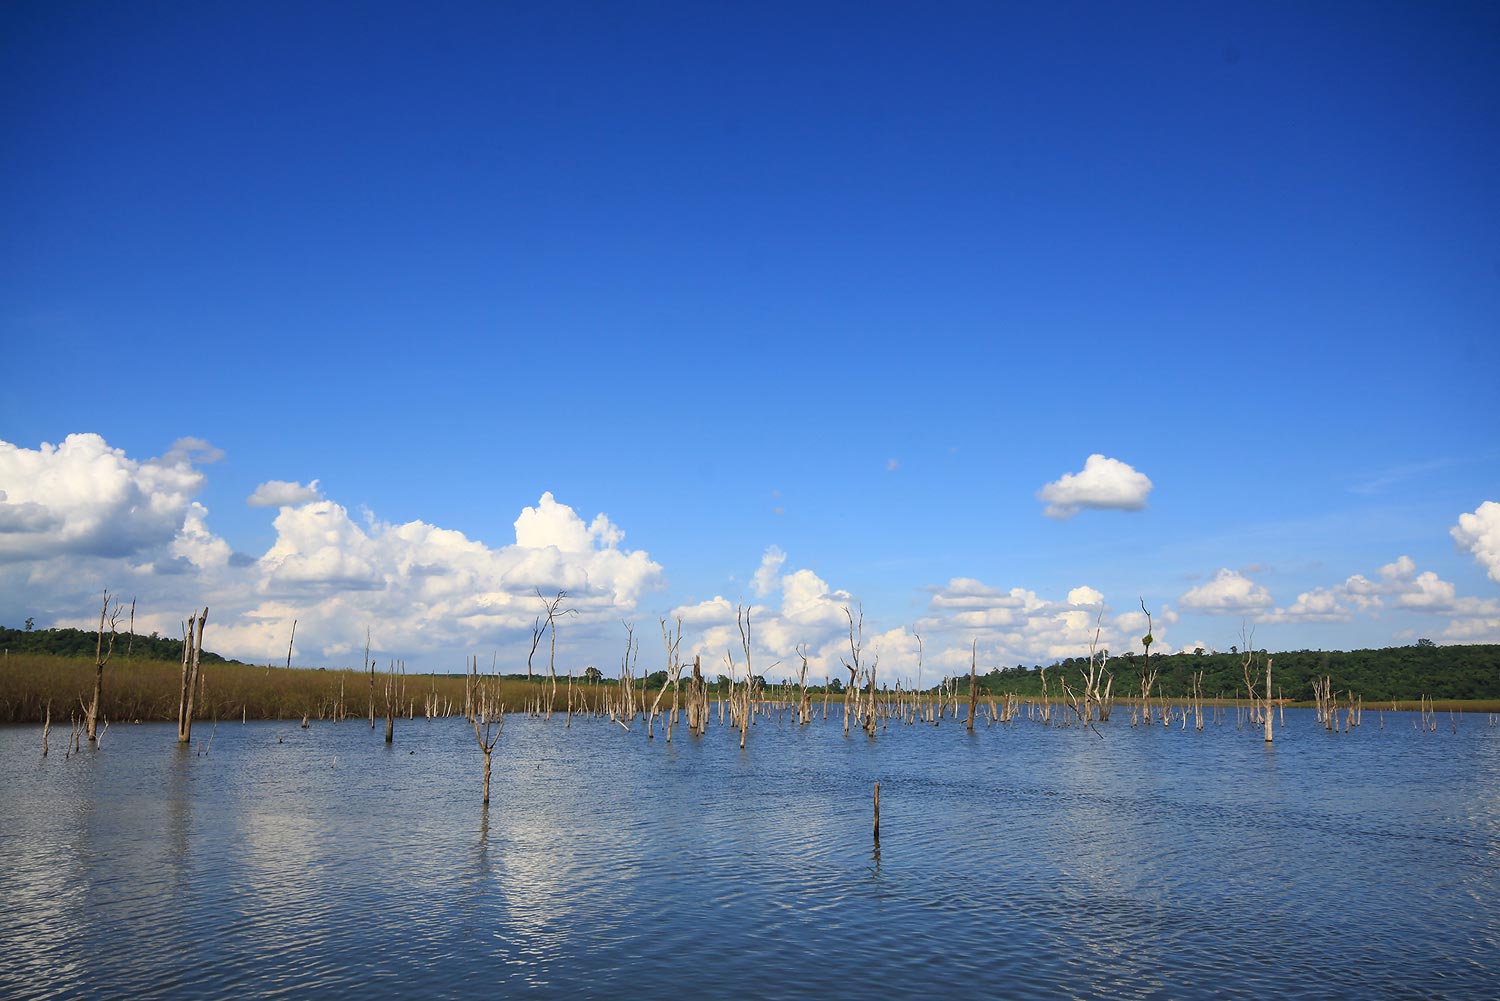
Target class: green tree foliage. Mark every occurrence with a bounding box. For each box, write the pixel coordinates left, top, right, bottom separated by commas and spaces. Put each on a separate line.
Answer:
0, 625, 241, 665
961, 643, 1499, 702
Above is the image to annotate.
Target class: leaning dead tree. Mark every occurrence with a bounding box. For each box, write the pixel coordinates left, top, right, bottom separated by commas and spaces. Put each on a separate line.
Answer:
647, 617, 686, 740
178, 608, 208, 744
84, 590, 122, 742
525, 613, 545, 688
537, 589, 573, 719
468, 655, 504, 805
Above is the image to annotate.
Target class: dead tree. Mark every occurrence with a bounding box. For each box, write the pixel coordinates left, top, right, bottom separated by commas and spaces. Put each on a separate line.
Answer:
526, 615, 545, 687
365, 627, 375, 729
966, 640, 979, 732
914, 629, 924, 704
469, 655, 504, 805
1080, 606, 1113, 722
617, 620, 637, 726
795, 644, 812, 725
1191, 670, 1206, 731
537, 589, 573, 719
735, 604, 753, 749
379, 659, 407, 742
178, 608, 208, 744
85, 590, 122, 742
687, 654, 708, 735
840, 605, 865, 737
1263, 655, 1274, 743
1239, 624, 1261, 727
647, 617, 685, 739
1236, 623, 1274, 741
1136, 598, 1160, 723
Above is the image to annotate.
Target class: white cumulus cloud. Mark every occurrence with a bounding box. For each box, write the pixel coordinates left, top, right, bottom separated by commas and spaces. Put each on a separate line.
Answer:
1037, 454, 1153, 519
0, 433, 213, 562
1452, 501, 1500, 584
1179, 569, 1274, 614
247, 479, 323, 507
1395, 571, 1457, 612
1270, 588, 1353, 623
1067, 585, 1105, 607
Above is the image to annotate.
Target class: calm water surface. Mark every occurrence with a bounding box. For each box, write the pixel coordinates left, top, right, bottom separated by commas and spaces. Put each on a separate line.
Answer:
2, 708, 1497, 999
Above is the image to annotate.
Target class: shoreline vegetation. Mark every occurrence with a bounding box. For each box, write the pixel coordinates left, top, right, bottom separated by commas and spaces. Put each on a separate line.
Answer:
2, 629, 1498, 725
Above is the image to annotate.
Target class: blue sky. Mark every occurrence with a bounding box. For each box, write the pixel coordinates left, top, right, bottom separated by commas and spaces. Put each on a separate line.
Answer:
3, 2, 1497, 680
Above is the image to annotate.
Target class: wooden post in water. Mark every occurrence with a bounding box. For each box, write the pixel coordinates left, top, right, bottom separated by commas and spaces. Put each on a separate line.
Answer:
873, 781, 880, 842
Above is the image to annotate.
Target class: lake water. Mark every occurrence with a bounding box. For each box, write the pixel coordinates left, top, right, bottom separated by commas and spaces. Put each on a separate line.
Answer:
2, 708, 1497, 999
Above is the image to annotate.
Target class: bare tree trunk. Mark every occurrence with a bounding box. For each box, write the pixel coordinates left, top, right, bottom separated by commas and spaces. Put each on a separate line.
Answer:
87, 591, 119, 742
648, 618, 684, 739
1263, 657, 1274, 743
737, 605, 752, 749
366, 628, 375, 729
795, 645, 811, 725
470, 656, 504, 805
384, 660, 397, 743
535, 590, 571, 720
966, 640, 978, 732
178, 609, 208, 744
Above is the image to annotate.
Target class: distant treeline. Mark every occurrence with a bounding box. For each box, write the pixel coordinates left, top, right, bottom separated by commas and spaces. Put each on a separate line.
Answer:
962, 644, 1500, 703
0, 625, 244, 666
633, 644, 1499, 702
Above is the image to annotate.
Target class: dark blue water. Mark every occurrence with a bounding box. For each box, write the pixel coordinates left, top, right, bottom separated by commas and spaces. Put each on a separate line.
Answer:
2, 709, 1497, 999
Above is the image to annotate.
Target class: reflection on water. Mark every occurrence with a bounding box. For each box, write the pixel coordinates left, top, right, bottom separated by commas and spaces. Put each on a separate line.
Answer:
1, 709, 1498, 999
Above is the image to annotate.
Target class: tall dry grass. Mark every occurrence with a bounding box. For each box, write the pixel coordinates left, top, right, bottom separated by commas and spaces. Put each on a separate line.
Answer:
0, 654, 563, 723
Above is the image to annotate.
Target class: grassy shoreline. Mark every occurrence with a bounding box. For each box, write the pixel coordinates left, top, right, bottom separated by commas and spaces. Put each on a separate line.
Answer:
3, 653, 1498, 724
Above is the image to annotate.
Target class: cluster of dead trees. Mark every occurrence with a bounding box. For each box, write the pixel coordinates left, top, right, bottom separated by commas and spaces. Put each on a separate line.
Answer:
51, 587, 1424, 817
60, 590, 210, 752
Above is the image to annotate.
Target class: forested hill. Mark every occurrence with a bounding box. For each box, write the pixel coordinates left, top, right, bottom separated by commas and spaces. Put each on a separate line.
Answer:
0, 626, 243, 665
975, 643, 1500, 702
